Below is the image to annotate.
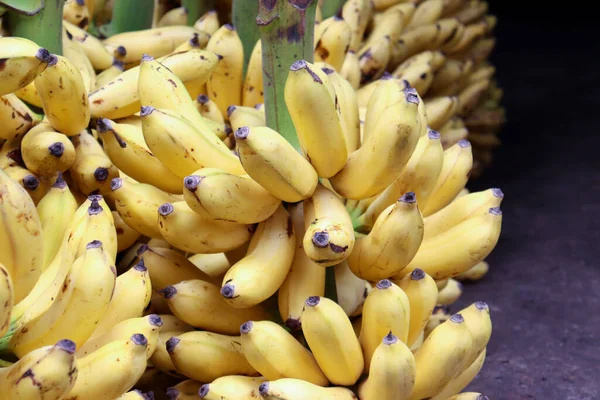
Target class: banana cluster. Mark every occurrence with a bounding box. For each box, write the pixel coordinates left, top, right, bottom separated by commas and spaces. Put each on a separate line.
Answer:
0, 0, 504, 398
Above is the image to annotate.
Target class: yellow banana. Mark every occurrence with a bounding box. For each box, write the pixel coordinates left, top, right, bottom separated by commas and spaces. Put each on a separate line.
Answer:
342, 0, 373, 52
394, 268, 439, 347
302, 183, 355, 266
392, 55, 435, 96
446, 392, 489, 400
258, 378, 357, 400
357, 35, 391, 84
425, 96, 459, 130
278, 201, 325, 330
172, 32, 207, 52
431, 18, 464, 49
358, 332, 416, 400
436, 278, 463, 305
206, 24, 244, 115
63, 19, 114, 70
285, 60, 348, 178
188, 252, 231, 278
359, 279, 410, 369
149, 315, 194, 377
13, 80, 43, 108
322, 67, 361, 152
21, 124, 76, 176
234, 125, 318, 202
62, 27, 96, 94
457, 301, 492, 368
118, 389, 155, 400
158, 6, 188, 27
63, 0, 89, 28
390, 24, 440, 68
455, 260, 489, 281
183, 167, 280, 224
429, 59, 469, 97
70, 130, 119, 194
0, 264, 13, 337
329, 85, 422, 200
366, 5, 405, 45
195, 94, 225, 124
432, 349, 487, 400
406, 0, 444, 29
158, 201, 253, 254
348, 192, 424, 281
160, 279, 268, 334
194, 9, 221, 35
34, 55, 90, 136
314, 17, 352, 72
0, 94, 41, 140
63, 334, 149, 400
334, 260, 367, 317
301, 296, 364, 386
228, 104, 266, 132
240, 320, 329, 385
114, 211, 141, 252
242, 39, 264, 107
167, 380, 204, 399
339, 51, 361, 92
165, 331, 259, 382
221, 204, 295, 308
0, 168, 44, 302
422, 139, 474, 216
0, 37, 50, 96
199, 375, 266, 400
94, 59, 125, 91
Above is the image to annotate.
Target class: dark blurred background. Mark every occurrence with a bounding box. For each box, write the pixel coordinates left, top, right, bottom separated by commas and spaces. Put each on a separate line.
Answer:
456, 3, 600, 399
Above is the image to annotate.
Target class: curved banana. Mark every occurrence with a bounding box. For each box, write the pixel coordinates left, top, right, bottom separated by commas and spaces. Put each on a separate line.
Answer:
118, 389, 155, 400
455, 260, 489, 281
425, 96, 459, 130
357, 35, 391, 84
242, 39, 264, 107
285, 60, 348, 178
446, 392, 490, 400
167, 380, 204, 399
21, 124, 76, 176
301, 296, 364, 386
340, 50, 361, 90
0, 94, 41, 140
240, 320, 329, 385
199, 375, 266, 400
348, 192, 424, 281
342, 0, 373, 52
148, 315, 194, 378
188, 252, 231, 278
220, 204, 295, 308
406, 0, 444, 29
358, 332, 416, 400
13, 81, 43, 108
158, 6, 188, 27
63, 0, 89, 28
158, 201, 253, 254
457, 301, 493, 369
394, 268, 439, 347
314, 17, 352, 72
183, 167, 280, 224
63, 19, 114, 70
165, 331, 258, 382
194, 9, 220, 35
334, 260, 367, 317
234, 126, 318, 202
62, 27, 96, 94
0, 264, 13, 337
322, 67, 361, 152
227, 105, 266, 132
436, 278, 463, 305
2, 164, 51, 205
0, 37, 50, 96
34, 55, 90, 136
94, 59, 125, 90
431, 349, 487, 400
258, 378, 357, 400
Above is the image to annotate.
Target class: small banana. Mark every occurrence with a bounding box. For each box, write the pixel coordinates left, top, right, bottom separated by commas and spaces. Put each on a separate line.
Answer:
227, 104, 266, 132
62, 27, 96, 94
436, 278, 464, 305
334, 260, 367, 317
425, 96, 460, 130
194, 10, 221, 35
342, 0, 373, 52
340, 50, 361, 89
63, 19, 114, 70
188, 252, 231, 278
357, 35, 391, 84
195, 94, 225, 124
406, 0, 444, 29
63, 0, 89, 28
432, 349, 488, 400
314, 17, 352, 72
242, 39, 264, 107
0, 37, 51, 96
199, 375, 266, 400
455, 260, 489, 281
21, 123, 76, 176
157, 6, 188, 27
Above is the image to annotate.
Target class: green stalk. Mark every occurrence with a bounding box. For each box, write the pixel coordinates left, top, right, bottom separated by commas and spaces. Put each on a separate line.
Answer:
257, 0, 317, 152
183, 0, 215, 26
105, 0, 154, 36
5, 0, 64, 55
320, 0, 345, 19
232, 0, 260, 75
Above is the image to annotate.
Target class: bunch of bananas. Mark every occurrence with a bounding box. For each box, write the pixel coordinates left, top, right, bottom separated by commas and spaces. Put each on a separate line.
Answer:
0, 0, 504, 398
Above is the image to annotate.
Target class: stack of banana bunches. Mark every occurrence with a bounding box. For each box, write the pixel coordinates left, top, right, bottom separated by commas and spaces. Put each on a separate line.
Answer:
0, 0, 502, 399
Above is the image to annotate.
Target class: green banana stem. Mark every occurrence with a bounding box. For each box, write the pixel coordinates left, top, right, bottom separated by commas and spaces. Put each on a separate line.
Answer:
4, 0, 64, 55
232, 0, 260, 76
183, 0, 215, 26
320, 0, 345, 19
257, 0, 317, 152
105, 0, 154, 36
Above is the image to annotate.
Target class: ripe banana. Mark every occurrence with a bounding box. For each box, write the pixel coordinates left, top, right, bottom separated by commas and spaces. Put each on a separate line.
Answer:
158, 6, 188, 27
70, 130, 119, 195
188, 252, 231, 278
242, 39, 264, 107
357, 35, 391, 84
221, 204, 295, 308
334, 260, 367, 317
240, 320, 329, 385
199, 375, 266, 400
114, 211, 141, 252
234, 126, 318, 202
195, 94, 225, 124
160, 279, 268, 334
0, 94, 41, 140
432, 349, 487, 400
301, 296, 364, 385
455, 260, 489, 281
342, 0, 373, 52
340, 50, 361, 89
314, 17, 352, 72
436, 278, 463, 305
63, 19, 114, 70
21, 123, 76, 176
228, 104, 266, 132
62, 27, 96, 94
425, 96, 459, 130
258, 378, 357, 400
194, 9, 221, 35
457, 301, 493, 369
168, 380, 204, 399
0, 37, 51, 96
149, 314, 194, 377
63, 0, 89, 28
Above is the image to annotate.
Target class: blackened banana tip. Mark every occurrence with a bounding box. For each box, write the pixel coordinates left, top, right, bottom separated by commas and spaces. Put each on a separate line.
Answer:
411, 268, 425, 281
140, 106, 155, 117
165, 388, 179, 400
159, 286, 177, 299
450, 313, 464, 323
110, 177, 122, 191
36, 48, 51, 62
198, 384, 210, 398
131, 333, 148, 346
88, 198, 103, 214
141, 54, 153, 62
405, 92, 420, 104
492, 188, 504, 198
227, 105, 237, 117
321, 67, 335, 75
475, 301, 489, 310
53, 172, 67, 188
22, 174, 39, 190
94, 167, 109, 182
136, 244, 149, 255
312, 231, 330, 248
383, 331, 398, 345
56, 339, 77, 354
224, 23, 235, 31
221, 283, 235, 299
400, 191, 416, 204
305, 296, 321, 307
158, 203, 174, 216
478, 395, 490, 400
381, 71, 393, 80
96, 118, 112, 133
489, 206, 502, 216
86, 240, 102, 249
133, 258, 147, 272
285, 318, 301, 331
258, 382, 269, 397
112, 59, 124, 70
184, 175, 202, 191
46, 54, 58, 66
234, 126, 250, 140
290, 59, 308, 71
458, 139, 471, 148
76, 0, 84, 5
240, 321, 253, 334
48, 142, 65, 157
428, 129, 441, 139
197, 94, 209, 104
376, 279, 392, 290
88, 193, 102, 201
165, 336, 180, 353
148, 314, 163, 327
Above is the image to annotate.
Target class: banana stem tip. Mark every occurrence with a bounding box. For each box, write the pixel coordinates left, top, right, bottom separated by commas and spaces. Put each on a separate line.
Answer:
56, 339, 77, 354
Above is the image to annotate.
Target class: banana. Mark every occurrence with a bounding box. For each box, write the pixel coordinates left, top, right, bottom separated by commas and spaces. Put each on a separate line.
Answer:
227, 105, 266, 131
168, 380, 204, 399
457, 301, 492, 368
0, 94, 41, 140
63, 19, 114, 70
406, 0, 444, 29
359, 279, 410, 370
62, 27, 96, 94
195, 94, 225, 124
421, 139, 474, 216
301, 296, 364, 385
357, 35, 391, 84
36, 172, 78, 268
436, 278, 463, 305
114, 211, 142, 252
172, 33, 207, 54
431, 18, 464, 49
410, 313, 473, 400
234, 125, 318, 202
424, 306, 451, 338
13, 81, 43, 108
70, 130, 119, 195
0, 168, 44, 302
220, 204, 295, 308
302, 183, 355, 266
429, 59, 468, 97
0, 264, 13, 337
109, 177, 179, 238
328, 85, 422, 200
63, 0, 89, 28
342, 0, 373, 52
285, 60, 348, 178
11, 240, 116, 358
2, 163, 52, 205
199, 375, 266, 400
365, 6, 405, 45
188, 252, 231, 278
357, 332, 416, 400
360, 74, 404, 141
392, 56, 435, 96
96, 118, 183, 193
322, 67, 361, 152
90, 49, 219, 119
140, 106, 245, 178
21, 124, 76, 176
348, 192, 424, 281
160, 279, 267, 334
157, 201, 253, 254
444, 22, 488, 55
432, 349, 487, 400
278, 202, 325, 330
455, 260, 489, 281
314, 17, 352, 72
94, 59, 124, 91
0, 37, 50, 96
425, 96, 459, 130
357, 129, 443, 231
89, 260, 152, 338
166, 331, 259, 382
183, 167, 280, 224
158, 6, 188, 27
240, 320, 329, 385
79, 314, 162, 359
103, 26, 206, 63
206, 24, 244, 115
394, 268, 439, 347
334, 260, 367, 317
257, 378, 357, 400
0, 339, 78, 399
63, 334, 149, 400
149, 315, 194, 377
194, 10, 221, 35
242, 39, 264, 107
34, 55, 90, 136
